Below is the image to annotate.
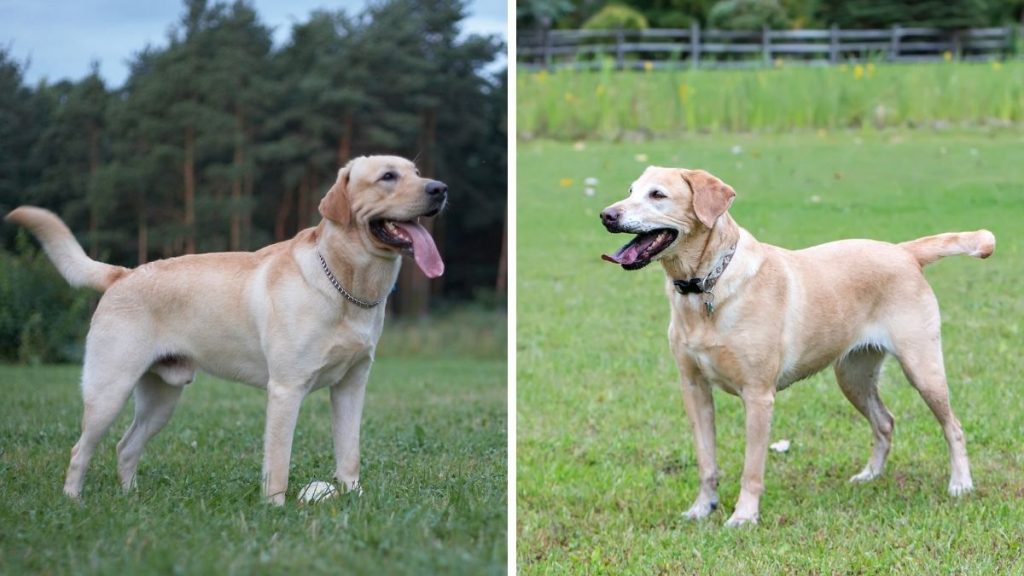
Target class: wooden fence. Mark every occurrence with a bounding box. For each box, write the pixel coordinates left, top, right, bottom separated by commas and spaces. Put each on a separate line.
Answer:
518, 24, 1022, 70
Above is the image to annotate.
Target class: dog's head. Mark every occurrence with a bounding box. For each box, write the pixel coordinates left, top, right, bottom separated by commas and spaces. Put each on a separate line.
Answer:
319, 155, 448, 278
600, 167, 735, 270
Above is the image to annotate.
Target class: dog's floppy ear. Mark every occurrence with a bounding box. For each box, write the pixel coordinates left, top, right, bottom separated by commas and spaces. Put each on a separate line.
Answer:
319, 162, 354, 226
682, 169, 736, 229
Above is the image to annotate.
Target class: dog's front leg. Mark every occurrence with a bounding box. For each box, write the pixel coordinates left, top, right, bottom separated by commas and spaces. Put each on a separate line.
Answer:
726, 391, 775, 527
680, 378, 719, 520
331, 357, 372, 493
262, 383, 306, 505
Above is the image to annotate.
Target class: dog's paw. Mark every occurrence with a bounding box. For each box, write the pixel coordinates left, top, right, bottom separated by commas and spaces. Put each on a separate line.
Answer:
337, 477, 363, 496
948, 478, 974, 497
724, 512, 758, 528
681, 499, 718, 520
849, 467, 881, 483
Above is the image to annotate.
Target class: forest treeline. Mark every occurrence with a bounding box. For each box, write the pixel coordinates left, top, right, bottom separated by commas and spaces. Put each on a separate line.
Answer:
1, 0, 506, 306
0, 0, 506, 362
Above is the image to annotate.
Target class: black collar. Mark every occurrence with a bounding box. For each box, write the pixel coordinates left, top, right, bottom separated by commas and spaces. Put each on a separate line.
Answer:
673, 244, 737, 296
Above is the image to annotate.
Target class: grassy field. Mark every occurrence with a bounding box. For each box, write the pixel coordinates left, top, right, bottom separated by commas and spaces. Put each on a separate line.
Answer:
0, 315, 507, 575
517, 131, 1024, 573
518, 61, 1024, 139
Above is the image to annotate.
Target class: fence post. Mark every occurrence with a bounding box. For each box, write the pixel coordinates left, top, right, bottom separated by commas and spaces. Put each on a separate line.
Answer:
889, 25, 901, 62
691, 21, 701, 69
762, 25, 771, 66
829, 24, 839, 64
542, 27, 552, 69
615, 28, 625, 70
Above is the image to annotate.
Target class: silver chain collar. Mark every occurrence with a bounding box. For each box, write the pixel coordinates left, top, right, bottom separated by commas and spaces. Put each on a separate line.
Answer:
316, 250, 384, 309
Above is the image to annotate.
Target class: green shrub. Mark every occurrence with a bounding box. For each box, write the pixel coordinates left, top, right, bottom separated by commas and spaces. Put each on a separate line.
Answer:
708, 0, 790, 30
0, 232, 94, 363
582, 4, 649, 30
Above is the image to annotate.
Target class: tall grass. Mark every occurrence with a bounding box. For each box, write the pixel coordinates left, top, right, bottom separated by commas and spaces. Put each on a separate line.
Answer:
517, 59, 1024, 139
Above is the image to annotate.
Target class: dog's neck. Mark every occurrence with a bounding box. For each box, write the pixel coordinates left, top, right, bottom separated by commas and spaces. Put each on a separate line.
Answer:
661, 213, 741, 282
313, 221, 401, 307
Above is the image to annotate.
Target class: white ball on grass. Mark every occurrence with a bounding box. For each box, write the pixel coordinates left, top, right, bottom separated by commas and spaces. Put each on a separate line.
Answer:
297, 480, 338, 504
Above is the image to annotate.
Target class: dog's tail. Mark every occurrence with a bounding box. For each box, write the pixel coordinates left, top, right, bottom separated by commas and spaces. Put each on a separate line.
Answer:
899, 230, 996, 268
5, 206, 129, 292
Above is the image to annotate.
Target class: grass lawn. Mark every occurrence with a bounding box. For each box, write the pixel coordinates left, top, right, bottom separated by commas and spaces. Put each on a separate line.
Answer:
0, 321, 506, 575
517, 131, 1024, 573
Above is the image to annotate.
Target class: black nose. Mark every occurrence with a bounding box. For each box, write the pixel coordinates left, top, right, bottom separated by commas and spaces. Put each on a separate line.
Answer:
426, 180, 448, 196
600, 208, 620, 228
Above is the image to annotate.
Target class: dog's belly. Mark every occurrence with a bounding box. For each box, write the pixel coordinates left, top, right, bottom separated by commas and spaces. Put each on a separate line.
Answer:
196, 356, 270, 388
156, 323, 270, 387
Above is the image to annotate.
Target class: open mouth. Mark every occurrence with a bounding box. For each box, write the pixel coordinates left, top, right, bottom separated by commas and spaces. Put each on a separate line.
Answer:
601, 228, 678, 270
370, 219, 445, 278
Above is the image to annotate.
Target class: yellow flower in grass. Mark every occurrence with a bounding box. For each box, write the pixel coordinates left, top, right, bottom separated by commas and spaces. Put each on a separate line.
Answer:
853, 64, 864, 80
943, 51, 953, 62
677, 83, 690, 105
559, 178, 573, 188
992, 60, 1003, 72
595, 84, 606, 96
564, 92, 576, 103
643, 61, 654, 72
773, 58, 784, 69
535, 70, 549, 82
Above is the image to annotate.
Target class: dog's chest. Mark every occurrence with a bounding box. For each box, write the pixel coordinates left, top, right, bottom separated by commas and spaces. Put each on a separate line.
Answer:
308, 318, 380, 391
682, 344, 743, 395
670, 306, 746, 395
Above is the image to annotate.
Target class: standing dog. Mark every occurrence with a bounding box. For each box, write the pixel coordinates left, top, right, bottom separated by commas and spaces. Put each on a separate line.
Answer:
6, 155, 447, 505
600, 166, 993, 526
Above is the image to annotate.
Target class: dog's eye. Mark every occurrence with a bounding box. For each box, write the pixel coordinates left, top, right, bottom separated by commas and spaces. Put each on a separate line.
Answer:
379, 172, 397, 182
649, 190, 667, 199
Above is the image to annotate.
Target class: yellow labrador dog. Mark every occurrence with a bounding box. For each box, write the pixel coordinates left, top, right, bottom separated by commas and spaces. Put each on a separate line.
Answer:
6, 155, 447, 505
601, 167, 994, 526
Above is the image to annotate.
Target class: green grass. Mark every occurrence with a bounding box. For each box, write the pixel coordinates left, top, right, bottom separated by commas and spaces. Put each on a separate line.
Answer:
517, 131, 1024, 573
0, 317, 507, 575
517, 60, 1024, 139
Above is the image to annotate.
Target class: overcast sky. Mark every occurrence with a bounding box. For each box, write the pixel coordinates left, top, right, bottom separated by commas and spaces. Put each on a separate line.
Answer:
0, 0, 507, 88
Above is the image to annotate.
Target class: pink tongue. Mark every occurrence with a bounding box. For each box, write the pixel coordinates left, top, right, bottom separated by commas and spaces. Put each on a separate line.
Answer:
602, 242, 644, 266
394, 221, 444, 278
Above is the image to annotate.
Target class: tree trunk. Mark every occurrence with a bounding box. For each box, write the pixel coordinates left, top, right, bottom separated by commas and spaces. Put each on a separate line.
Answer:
275, 186, 295, 242
230, 112, 243, 251
137, 193, 148, 265
297, 172, 309, 230
338, 111, 353, 166
496, 212, 507, 298
88, 124, 100, 258
183, 125, 196, 254
242, 147, 253, 248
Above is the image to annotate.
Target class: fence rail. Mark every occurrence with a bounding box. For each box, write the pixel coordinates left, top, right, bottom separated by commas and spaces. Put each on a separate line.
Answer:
518, 24, 1022, 70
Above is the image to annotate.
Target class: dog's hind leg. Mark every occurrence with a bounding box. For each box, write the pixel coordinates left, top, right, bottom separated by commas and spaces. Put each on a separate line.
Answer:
835, 347, 893, 483
116, 372, 185, 492
65, 362, 142, 499
893, 331, 973, 496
